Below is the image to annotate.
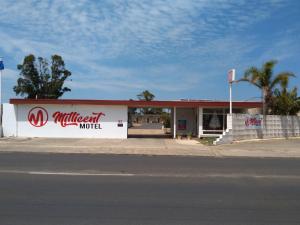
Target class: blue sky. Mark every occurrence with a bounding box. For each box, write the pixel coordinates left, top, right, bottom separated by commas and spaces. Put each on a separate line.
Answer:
0, 0, 299, 102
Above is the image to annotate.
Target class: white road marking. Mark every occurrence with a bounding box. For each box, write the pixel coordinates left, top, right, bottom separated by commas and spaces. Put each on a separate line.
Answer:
0, 170, 134, 176
0, 169, 299, 179
29, 171, 135, 176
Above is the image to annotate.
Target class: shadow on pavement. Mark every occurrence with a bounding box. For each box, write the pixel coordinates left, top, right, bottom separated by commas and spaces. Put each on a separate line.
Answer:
128, 134, 172, 139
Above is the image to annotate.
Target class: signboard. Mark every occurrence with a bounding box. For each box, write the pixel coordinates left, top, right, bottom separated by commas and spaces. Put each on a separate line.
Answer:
28, 107, 105, 129
228, 69, 235, 83
117, 120, 123, 127
178, 120, 187, 130
17, 104, 128, 138
245, 114, 263, 129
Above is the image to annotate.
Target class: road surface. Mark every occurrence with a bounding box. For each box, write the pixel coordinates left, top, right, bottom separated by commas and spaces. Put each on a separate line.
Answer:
0, 152, 300, 225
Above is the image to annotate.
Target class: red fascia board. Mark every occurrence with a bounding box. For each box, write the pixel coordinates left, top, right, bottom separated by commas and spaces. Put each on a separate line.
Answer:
9, 99, 262, 108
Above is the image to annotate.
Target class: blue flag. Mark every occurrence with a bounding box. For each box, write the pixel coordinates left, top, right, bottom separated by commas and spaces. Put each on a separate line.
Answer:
0, 58, 4, 70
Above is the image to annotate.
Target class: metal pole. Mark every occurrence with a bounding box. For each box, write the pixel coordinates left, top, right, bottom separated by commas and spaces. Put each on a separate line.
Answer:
229, 82, 232, 115
0, 66, 3, 137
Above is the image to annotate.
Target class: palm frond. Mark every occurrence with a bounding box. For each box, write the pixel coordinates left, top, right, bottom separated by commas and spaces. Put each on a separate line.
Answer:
240, 67, 261, 88
261, 60, 277, 86
270, 72, 295, 89
263, 60, 278, 73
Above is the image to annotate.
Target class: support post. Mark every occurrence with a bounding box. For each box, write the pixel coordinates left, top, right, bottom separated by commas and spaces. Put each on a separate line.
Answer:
198, 107, 203, 138
173, 107, 176, 139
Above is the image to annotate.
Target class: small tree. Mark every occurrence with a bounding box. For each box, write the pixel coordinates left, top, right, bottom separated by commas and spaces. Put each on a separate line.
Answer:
14, 54, 71, 99
271, 85, 300, 115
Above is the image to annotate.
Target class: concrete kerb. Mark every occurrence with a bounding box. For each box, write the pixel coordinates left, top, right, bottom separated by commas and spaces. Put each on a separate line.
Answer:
215, 149, 300, 158
230, 136, 300, 144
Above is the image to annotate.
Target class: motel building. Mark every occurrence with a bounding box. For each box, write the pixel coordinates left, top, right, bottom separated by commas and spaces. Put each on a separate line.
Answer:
2, 98, 262, 139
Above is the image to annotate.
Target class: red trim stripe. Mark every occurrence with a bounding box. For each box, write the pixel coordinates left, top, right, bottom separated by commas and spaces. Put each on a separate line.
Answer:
9, 98, 262, 108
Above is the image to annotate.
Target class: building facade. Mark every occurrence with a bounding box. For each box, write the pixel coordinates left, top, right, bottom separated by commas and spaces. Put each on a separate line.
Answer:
3, 99, 261, 139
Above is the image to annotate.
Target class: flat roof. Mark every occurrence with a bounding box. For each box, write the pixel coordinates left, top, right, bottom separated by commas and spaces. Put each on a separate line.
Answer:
10, 98, 262, 108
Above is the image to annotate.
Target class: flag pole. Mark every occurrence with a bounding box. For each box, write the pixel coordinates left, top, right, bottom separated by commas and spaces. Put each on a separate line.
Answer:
228, 69, 235, 115
229, 81, 232, 115
227, 69, 235, 131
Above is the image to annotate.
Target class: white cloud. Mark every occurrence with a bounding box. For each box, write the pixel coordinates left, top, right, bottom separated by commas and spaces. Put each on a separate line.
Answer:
0, 0, 286, 60
67, 63, 202, 94
1, 0, 297, 99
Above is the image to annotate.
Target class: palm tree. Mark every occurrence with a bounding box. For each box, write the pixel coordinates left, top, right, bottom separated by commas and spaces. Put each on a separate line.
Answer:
239, 60, 295, 115
137, 90, 155, 114
137, 90, 155, 101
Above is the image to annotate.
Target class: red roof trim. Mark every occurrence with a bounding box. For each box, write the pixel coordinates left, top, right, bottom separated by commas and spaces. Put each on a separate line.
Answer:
9, 98, 262, 108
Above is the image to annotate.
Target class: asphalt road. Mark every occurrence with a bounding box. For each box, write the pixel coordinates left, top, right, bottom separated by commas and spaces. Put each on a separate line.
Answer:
1, 152, 300, 225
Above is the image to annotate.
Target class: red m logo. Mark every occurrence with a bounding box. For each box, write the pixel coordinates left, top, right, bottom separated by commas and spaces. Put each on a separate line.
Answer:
28, 107, 48, 127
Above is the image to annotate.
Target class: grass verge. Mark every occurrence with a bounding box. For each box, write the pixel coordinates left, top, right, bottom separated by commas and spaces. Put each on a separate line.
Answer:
198, 137, 217, 146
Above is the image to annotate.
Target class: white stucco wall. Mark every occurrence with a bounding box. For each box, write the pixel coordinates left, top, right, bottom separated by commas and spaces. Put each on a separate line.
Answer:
231, 114, 300, 139
14, 104, 128, 139
2, 103, 17, 137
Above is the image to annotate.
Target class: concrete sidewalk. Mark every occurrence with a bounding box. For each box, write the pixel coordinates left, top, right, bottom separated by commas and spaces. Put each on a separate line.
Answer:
0, 137, 300, 158
214, 138, 300, 158
0, 137, 213, 157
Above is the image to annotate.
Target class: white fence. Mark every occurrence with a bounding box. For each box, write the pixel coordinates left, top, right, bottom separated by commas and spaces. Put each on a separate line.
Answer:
214, 114, 300, 145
